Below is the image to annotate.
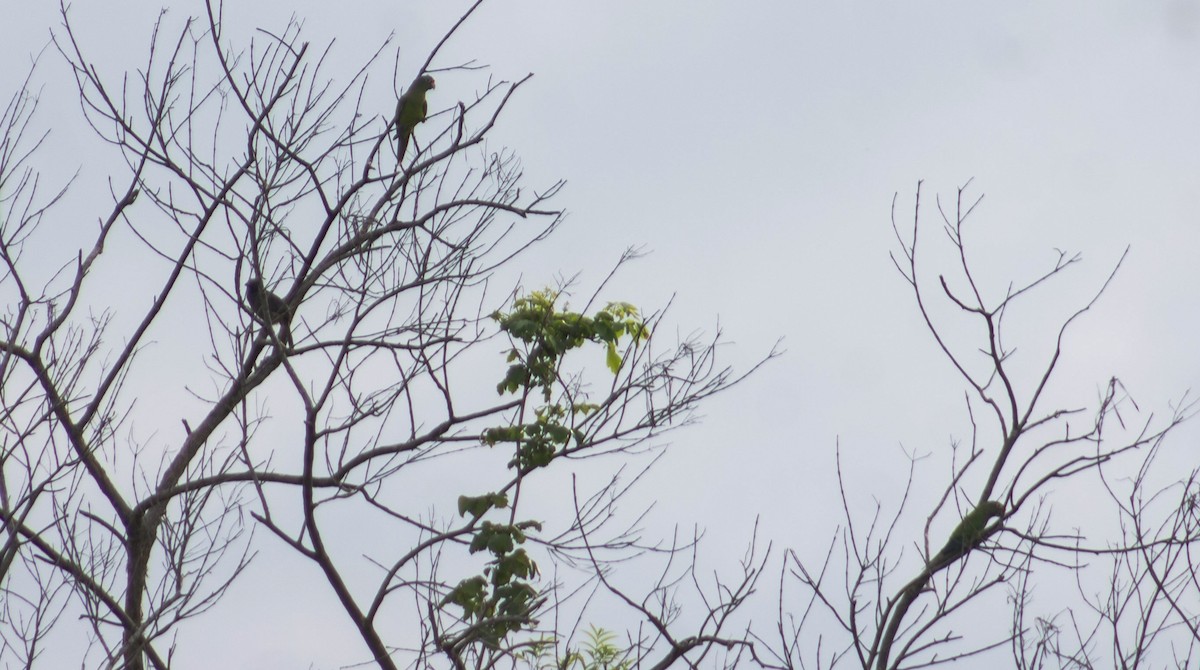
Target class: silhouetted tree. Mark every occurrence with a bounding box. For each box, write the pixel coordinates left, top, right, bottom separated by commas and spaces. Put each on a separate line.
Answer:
0, 2, 771, 668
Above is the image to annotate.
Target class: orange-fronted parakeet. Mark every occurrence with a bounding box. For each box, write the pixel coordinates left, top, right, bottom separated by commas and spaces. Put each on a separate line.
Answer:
930, 500, 1004, 567
395, 74, 436, 160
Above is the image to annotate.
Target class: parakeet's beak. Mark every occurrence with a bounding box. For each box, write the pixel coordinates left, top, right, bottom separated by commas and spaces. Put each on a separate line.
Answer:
429, 78, 436, 89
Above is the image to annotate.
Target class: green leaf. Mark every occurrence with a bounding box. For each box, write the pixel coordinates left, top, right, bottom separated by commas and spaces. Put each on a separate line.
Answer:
458, 493, 509, 519
443, 575, 488, 613
605, 342, 621, 373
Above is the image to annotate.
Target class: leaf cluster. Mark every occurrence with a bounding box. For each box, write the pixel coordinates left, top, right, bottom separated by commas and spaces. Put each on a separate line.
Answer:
444, 290, 647, 651
494, 290, 649, 399
443, 519, 545, 647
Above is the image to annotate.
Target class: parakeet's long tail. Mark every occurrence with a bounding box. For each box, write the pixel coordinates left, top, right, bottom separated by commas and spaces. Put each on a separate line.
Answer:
397, 130, 412, 162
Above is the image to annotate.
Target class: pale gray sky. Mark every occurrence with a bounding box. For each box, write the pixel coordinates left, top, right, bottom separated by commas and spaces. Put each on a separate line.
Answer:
4, 2, 1199, 667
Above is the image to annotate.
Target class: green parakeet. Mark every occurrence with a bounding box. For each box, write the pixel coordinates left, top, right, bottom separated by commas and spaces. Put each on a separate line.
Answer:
930, 500, 1004, 567
394, 74, 436, 160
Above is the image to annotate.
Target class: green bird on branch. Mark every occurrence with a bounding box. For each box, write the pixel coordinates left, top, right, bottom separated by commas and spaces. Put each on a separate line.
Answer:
394, 73, 435, 160
929, 500, 1004, 569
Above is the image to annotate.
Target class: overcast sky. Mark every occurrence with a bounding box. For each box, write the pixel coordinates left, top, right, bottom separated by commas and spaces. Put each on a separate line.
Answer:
4, 1, 1200, 667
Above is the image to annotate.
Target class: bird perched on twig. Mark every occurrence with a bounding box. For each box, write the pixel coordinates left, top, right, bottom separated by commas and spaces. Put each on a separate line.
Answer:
394, 74, 436, 160
244, 278, 293, 347
930, 500, 1004, 568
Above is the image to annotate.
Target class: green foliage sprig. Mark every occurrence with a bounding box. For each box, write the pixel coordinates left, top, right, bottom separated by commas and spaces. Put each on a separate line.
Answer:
517, 625, 633, 670
443, 290, 648, 650
494, 289, 649, 400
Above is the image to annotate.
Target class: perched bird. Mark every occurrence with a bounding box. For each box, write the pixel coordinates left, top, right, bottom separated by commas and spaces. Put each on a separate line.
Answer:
394, 74, 436, 160
244, 278, 292, 346
930, 500, 1004, 568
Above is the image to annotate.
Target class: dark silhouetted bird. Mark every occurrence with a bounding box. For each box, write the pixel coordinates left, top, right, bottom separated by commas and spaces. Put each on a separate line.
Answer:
244, 279, 292, 346
395, 74, 435, 160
